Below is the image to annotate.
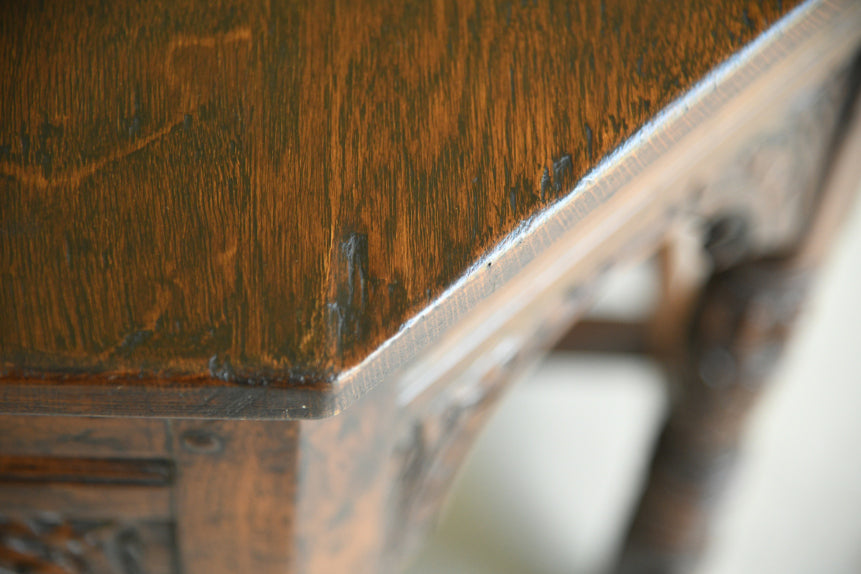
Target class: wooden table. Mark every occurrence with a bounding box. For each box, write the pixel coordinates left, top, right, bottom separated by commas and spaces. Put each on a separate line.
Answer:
1, 0, 860, 572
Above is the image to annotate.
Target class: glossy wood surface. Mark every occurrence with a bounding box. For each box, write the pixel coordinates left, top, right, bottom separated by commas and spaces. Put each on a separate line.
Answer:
0, 0, 800, 387
0, 4, 858, 570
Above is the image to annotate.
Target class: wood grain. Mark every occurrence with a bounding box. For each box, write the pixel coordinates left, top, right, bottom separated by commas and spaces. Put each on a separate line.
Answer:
0, 415, 169, 458
169, 419, 298, 574
0, 484, 172, 520
0, 455, 173, 486
0, 0, 801, 387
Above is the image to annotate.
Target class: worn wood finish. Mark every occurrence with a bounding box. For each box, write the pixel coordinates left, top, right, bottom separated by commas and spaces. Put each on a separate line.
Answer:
291, 287, 580, 574
0, 416, 179, 572
0, 484, 172, 521
3, 0, 858, 420
1, 0, 801, 396
0, 2, 859, 574
169, 420, 298, 574
0, 416, 169, 458
0, 416, 300, 574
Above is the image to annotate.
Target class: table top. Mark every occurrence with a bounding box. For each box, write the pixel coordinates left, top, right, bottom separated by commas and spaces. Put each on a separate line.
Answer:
0, 0, 805, 412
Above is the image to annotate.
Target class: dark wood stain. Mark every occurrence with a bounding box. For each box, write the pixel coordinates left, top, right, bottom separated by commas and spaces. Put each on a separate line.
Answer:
169, 419, 299, 573
0, 0, 800, 385
0, 455, 174, 486
0, 415, 169, 458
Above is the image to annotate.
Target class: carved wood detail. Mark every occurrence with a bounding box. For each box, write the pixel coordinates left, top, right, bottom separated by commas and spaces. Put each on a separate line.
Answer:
692, 58, 852, 263
0, 515, 174, 574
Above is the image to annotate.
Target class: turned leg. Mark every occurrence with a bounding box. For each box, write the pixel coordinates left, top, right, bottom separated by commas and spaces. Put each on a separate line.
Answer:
617, 257, 811, 573
616, 68, 861, 573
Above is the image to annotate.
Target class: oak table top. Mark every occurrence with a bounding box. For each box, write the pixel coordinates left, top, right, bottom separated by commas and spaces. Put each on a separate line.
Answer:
0, 0, 815, 418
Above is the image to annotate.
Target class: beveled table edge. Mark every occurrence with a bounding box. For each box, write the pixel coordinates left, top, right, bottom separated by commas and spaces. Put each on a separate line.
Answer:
2, 0, 859, 419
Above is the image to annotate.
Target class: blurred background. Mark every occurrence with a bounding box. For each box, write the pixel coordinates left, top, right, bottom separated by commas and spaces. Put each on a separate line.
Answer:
405, 183, 861, 574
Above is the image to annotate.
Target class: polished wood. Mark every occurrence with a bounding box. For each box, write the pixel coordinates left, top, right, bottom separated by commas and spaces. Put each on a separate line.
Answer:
1, 0, 800, 405
1, 1, 860, 574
